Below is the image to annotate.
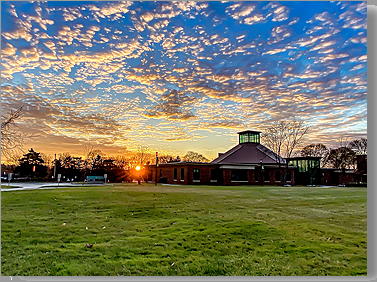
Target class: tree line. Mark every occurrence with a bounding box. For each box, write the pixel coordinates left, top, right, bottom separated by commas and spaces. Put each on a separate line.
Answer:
300, 139, 367, 169
1, 147, 210, 182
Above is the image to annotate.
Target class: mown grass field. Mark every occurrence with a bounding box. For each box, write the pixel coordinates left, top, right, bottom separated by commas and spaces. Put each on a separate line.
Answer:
1, 183, 367, 276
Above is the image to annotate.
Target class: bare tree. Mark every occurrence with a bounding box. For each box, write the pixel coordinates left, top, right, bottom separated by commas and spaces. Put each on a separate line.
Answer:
327, 146, 357, 175
300, 143, 330, 167
262, 119, 310, 183
1, 106, 24, 159
131, 145, 153, 166
348, 138, 367, 155
41, 153, 54, 168
263, 119, 309, 159
83, 143, 102, 170
182, 151, 209, 162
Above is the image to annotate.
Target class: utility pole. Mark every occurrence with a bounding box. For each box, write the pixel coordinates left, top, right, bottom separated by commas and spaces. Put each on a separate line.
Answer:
53, 153, 57, 181
155, 152, 158, 186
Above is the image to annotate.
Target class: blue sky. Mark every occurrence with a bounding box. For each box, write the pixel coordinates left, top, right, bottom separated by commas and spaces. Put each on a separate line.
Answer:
0, 1, 367, 159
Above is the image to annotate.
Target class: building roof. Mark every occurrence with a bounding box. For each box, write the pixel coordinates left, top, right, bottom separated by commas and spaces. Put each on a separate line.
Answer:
237, 130, 261, 135
287, 156, 321, 161
148, 161, 211, 167
211, 142, 285, 165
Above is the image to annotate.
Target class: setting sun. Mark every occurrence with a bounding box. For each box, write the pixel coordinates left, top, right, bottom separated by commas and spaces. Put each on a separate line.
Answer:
135, 166, 141, 171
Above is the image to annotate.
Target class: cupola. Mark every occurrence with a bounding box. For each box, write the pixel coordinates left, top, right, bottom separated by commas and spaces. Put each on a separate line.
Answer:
238, 130, 261, 144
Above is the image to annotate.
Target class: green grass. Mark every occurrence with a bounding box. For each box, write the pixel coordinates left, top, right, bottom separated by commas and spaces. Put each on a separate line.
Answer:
1, 184, 367, 276
1, 185, 21, 189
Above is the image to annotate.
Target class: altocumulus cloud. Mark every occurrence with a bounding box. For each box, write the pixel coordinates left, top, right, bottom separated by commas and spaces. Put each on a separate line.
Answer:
0, 1, 367, 156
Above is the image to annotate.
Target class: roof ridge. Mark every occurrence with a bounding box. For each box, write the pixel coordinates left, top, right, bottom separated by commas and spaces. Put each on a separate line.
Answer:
256, 144, 286, 164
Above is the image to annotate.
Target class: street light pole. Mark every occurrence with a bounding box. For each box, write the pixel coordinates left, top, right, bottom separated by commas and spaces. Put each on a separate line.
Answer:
155, 152, 158, 186
53, 153, 57, 180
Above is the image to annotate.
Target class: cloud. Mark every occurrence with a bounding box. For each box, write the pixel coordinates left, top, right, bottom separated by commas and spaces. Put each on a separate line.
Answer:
0, 1, 366, 157
145, 90, 197, 120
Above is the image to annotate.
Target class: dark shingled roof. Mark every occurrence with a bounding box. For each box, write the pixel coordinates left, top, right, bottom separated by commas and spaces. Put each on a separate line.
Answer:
211, 143, 285, 165
237, 130, 261, 134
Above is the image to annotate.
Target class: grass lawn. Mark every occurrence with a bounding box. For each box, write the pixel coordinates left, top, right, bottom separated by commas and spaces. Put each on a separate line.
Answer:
1, 185, 21, 189
1, 184, 367, 276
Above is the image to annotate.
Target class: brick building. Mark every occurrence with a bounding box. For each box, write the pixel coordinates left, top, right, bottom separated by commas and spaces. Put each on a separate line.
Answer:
146, 130, 296, 185
146, 131, 367, 187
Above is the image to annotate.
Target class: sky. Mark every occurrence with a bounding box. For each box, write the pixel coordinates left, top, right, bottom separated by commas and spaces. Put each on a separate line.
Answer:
0, 1, 367, 160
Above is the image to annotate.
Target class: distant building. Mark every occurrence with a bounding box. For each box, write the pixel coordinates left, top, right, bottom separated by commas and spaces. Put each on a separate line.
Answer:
146, 130, 367, 187
147, 130, 296, 185
320, 154, 367, 186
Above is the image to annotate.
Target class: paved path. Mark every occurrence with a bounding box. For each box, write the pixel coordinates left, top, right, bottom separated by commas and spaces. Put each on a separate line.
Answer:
1, 182, 105, 192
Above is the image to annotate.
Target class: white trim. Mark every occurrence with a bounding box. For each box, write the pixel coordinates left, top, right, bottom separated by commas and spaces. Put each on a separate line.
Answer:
220, 165, 255, 170
193, 179, 200, 183
210, 179, 218, 183
231, 180, 248, 183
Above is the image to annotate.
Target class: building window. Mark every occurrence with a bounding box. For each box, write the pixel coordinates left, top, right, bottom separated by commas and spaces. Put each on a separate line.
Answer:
173, 168, 177, 180
239, 132, 260, 144
231, 170, 248, 182
180, 168, 184, 181
193, 168, 200, 180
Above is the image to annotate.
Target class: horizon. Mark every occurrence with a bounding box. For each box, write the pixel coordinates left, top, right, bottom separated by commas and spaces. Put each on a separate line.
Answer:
1, 1, 367, 160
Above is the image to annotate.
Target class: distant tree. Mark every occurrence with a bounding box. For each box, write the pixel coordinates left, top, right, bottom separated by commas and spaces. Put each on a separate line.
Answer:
57, 153, 84, 180
300, 143, 330, 167
182, 151, 209, 163
348, 138, 367, 155
132, 145, 153, 166
83, 144, 103, 171
327, 147, 356, 170
1, 106, 23, 159
112, 155, 130, 169
262, 119, 310, 183
158, 155, 181, 164
263, 119, 310, 160
173, 156, 181, 162
158, 155, 175, 164
16, 148, 47, 178
41, 153, 54, 168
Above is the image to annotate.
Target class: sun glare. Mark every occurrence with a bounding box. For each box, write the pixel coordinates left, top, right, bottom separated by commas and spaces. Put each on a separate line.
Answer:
135, 166, 141, 171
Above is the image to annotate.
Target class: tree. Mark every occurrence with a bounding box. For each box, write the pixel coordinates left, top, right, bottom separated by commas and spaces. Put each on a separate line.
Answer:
300, 143, 330, 167
15, 148, 47, 178
83, 144, 102, 171
129, 145, 154, 167
327, 147, 356, 170
158, 155, 174, 164
158, 155, 181, 164
58, 153, 84, 180
1, 106, 23, 159
262, 119, 310, 183
348, 138, 367, 155
263, 119, 309, 160
182, 151, 209, 163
